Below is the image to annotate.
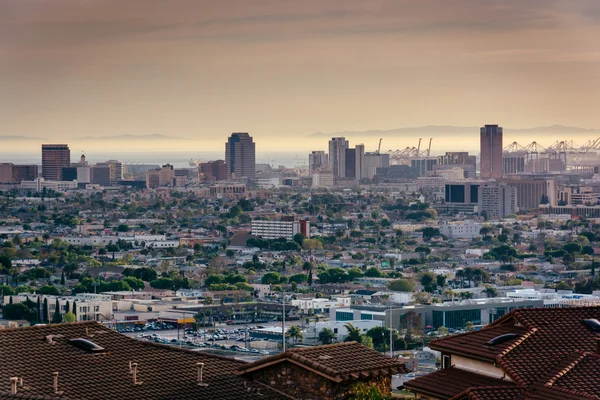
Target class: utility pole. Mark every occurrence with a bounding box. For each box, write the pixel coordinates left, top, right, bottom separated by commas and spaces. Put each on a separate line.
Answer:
282, 295, 286, 352
389, 303, 394, 358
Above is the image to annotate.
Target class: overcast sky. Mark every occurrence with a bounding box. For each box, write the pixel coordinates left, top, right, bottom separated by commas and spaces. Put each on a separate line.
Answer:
1, 0, 600, 152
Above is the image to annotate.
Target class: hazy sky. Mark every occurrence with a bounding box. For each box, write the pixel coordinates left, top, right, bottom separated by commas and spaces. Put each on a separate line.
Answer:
2, 0, 600, 153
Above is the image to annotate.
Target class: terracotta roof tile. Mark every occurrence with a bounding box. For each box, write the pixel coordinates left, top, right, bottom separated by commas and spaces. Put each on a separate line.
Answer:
236, 341, 406, 382
409, 307, 600, 400
403, 368, 516, 399
452, 386, 525, 400
430, 322, 528, 361
0, 321, 284, 400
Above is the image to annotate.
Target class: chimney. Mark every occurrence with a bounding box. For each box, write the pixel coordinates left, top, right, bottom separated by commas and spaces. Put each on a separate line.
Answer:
10, 378, 18, 394
132, 363, 142, 385
197, 362, 208, 387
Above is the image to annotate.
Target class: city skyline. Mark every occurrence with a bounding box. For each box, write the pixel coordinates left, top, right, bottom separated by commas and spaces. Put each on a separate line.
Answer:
2, 1, 600, 152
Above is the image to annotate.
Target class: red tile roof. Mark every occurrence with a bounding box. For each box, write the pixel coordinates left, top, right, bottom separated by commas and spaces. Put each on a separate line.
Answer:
429, 323, 528, 361
408, 306, 600, 400
451, 386, 525, 400
236, 341, 406, 382
0, 321, 284, 400
403, 368, 516, 399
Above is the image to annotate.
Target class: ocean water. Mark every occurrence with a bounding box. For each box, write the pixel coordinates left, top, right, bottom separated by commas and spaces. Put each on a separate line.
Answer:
0, 151, 308, 169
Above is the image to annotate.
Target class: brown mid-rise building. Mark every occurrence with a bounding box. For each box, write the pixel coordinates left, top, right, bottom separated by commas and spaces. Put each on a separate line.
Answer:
42, 144, 70, 181
0, 163, 39, 183
479, 125, 503, 180
200, 160, 227, 182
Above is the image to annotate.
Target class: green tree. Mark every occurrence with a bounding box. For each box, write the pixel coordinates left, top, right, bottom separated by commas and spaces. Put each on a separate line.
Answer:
555, 281, 573, 291
293, 233, 305, 246
388, 279, 414, 292
43, 298, 49, 323
52, 298, 62, 323
437, 326, 449, 336
0, 254, 12, 271
364, 267, 383, 278
347, 268, 364, 280
436, 274, 446, 287
420, 272, 435, 288
38, 285, 61, 296
318, 328, 336, 345
288, 274, 307, 284
63, 312, 76, 323
465, 321, 475, 331
261, 272, 286, 285
286, 325, 303, 344
2, 303, 28, 320
344, 323, 362, 342
116, 224, 129, 232
360, 335, 374, 349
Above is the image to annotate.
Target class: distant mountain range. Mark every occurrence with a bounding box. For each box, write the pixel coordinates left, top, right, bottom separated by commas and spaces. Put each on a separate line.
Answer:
309, 125, 600, 138
0, 135, 45, 141
73, 134, 186, 141
0, 134, 187, 142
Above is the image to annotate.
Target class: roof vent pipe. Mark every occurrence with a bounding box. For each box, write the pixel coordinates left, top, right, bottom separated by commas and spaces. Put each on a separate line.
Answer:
53, 372, 64, 395
197, 362, 208, 387
132, 363, 143, 385
10, 378, 18, 394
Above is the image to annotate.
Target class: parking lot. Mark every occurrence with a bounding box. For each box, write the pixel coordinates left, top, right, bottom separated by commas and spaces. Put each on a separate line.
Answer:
119, 322, 277, 357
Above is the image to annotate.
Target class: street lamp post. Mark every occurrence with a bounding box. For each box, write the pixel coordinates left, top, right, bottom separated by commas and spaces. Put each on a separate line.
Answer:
282, 295, 286, 352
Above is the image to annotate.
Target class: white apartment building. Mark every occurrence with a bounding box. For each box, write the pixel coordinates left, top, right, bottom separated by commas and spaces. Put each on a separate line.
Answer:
255, 174, 281, 189
20, 178, 78, 193
62, 234, 168, 247
438, 221, 484, 239
291, 296, 351, 314
436, 167, 465, 181
251, 220, 310, 240
4, 293, 113, 322
312, 169, 334, 187
505, 289, 600, 308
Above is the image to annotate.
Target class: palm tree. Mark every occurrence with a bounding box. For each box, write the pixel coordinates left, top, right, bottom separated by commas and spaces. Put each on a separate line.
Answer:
286, 325, 303, 344
318, 328, 336, 345
344, 323, 362, 342
455, 270, 465, 288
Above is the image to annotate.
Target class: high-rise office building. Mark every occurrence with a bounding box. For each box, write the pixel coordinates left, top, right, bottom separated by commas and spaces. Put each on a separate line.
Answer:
411, 158, 438, 177
96, 160, 124, 183
308, 151, 328, 177
42, 144, 70, 181
480, 125, 503, 179
225, 133, 256, 180
344, 148, 356, 179
355, 144, 366, 181
364, 152, 390, 180
328, 137, 349, 178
